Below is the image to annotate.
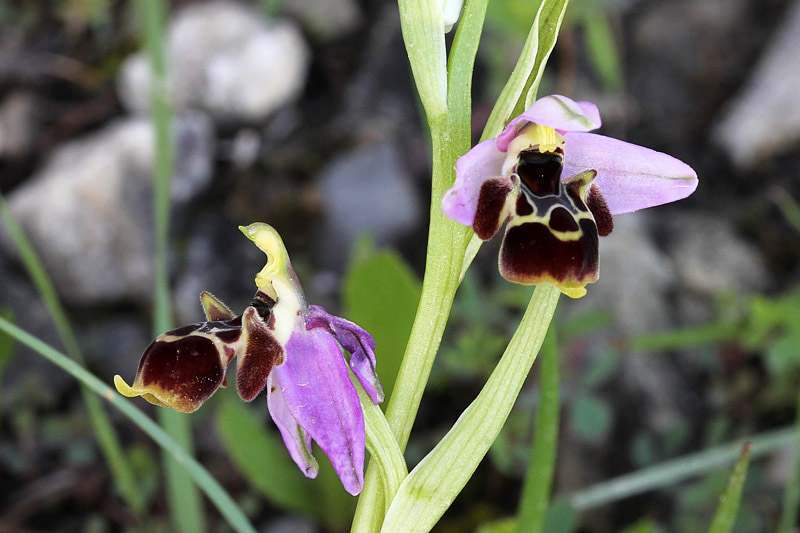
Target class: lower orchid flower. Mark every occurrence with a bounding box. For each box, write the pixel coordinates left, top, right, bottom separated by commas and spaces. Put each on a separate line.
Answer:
442, 94, 698, 298
114, 223, 383, 495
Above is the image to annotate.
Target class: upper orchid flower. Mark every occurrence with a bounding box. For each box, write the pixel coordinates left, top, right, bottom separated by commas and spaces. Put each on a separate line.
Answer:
114, 223, 383, 495
442, 94, 698, 298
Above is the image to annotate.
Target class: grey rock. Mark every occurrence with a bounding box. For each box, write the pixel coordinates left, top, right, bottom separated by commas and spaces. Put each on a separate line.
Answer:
316, 143, 421, 268
581, 213, 675, 334
3, 115, 214, 305
667, 211, 767, 294
713, 0, 800, 168
79, 315, 150, 378
172, 220, 264, 326
575, 214, 683, 433
118, 1, 309, 123
0, 92, 39, 160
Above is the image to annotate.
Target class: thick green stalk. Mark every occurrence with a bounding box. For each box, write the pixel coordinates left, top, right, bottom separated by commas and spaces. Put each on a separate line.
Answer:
133, 0, 205, 530
0, 196, 143, 514
516, 326, 559, 533
396, 0, 447, 117
351, 113, 464, 532
0, 317, 257, 533
385, 113, 463, 447
380, 285, 560, 533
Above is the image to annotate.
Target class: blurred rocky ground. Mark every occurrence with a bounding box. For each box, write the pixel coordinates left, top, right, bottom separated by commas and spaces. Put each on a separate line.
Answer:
1, 0, 799, 531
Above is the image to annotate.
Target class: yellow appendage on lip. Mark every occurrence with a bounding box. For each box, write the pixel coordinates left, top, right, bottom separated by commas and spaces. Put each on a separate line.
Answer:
502, 123, 565, 176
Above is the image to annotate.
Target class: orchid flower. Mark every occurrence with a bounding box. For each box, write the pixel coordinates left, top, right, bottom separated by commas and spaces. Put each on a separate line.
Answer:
114, 223, 383, 495
442, 94, 698, 298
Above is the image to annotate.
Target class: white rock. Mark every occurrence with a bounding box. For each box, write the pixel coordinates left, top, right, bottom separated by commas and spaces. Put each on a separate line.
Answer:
3, 115, 214, 305
668, 211, 767, 294
713, 0, 800, 168
118, 1, 309, 122
581, 213, 675, 334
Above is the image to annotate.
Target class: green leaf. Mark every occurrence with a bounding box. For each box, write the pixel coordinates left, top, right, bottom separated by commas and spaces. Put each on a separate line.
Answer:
582, 350, 620, 388
0, 308, 15, 377
582, 8, 623, 91
542, 496, 579, 533
476, 517, 518, 533
707, 443, 751, 533
765, 336, 800, 375
570, 394, 612, 442
216, 394, 317, 515
620, 519, 658, 533
343, 246, 421, 399
315, 450, 358, 530
380, 285, 559, 533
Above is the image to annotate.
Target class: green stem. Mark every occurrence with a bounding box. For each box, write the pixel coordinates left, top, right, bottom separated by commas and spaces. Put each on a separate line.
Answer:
0, 317, 256, 533
351, 112, 465, 533
380, 285, 560, 533
0, 196, 144, 514
357, 385, 408, 511
570, 427, 796, 511
516, 325, 559, 533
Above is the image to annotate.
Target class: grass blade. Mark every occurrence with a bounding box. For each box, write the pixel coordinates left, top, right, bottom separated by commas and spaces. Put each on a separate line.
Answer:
516, 325, 559, 533
0, 195, 144, 514
0, 316, 257, 533
707, 443, 751, 533
570, 429, 792, 511
132, 0, 206, 529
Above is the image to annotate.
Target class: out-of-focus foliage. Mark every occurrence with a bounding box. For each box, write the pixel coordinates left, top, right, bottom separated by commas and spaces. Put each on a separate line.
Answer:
483, 0, 624, 97
707, 445, 751, 533
343, 239, 421, 399
0, 309, 14, 379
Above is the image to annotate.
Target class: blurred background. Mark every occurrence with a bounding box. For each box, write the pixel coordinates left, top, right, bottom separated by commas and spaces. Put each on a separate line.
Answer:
1, 0, 799, 531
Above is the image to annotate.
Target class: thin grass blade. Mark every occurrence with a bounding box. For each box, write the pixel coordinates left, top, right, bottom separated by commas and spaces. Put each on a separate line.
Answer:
0, 316, 257, 533
132, 0, 205, 530
0, 195, 144, 514
707, 443, 751, 533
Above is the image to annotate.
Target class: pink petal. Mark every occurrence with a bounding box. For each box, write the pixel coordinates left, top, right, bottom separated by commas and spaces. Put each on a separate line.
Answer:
443, 138, 506, 226
273, 326, 365, 495
562, 132, 698, 215
518, 95, 601, 132
306, 305, 384, 405
266, 373, 319, 478
496, 95, 602, 153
